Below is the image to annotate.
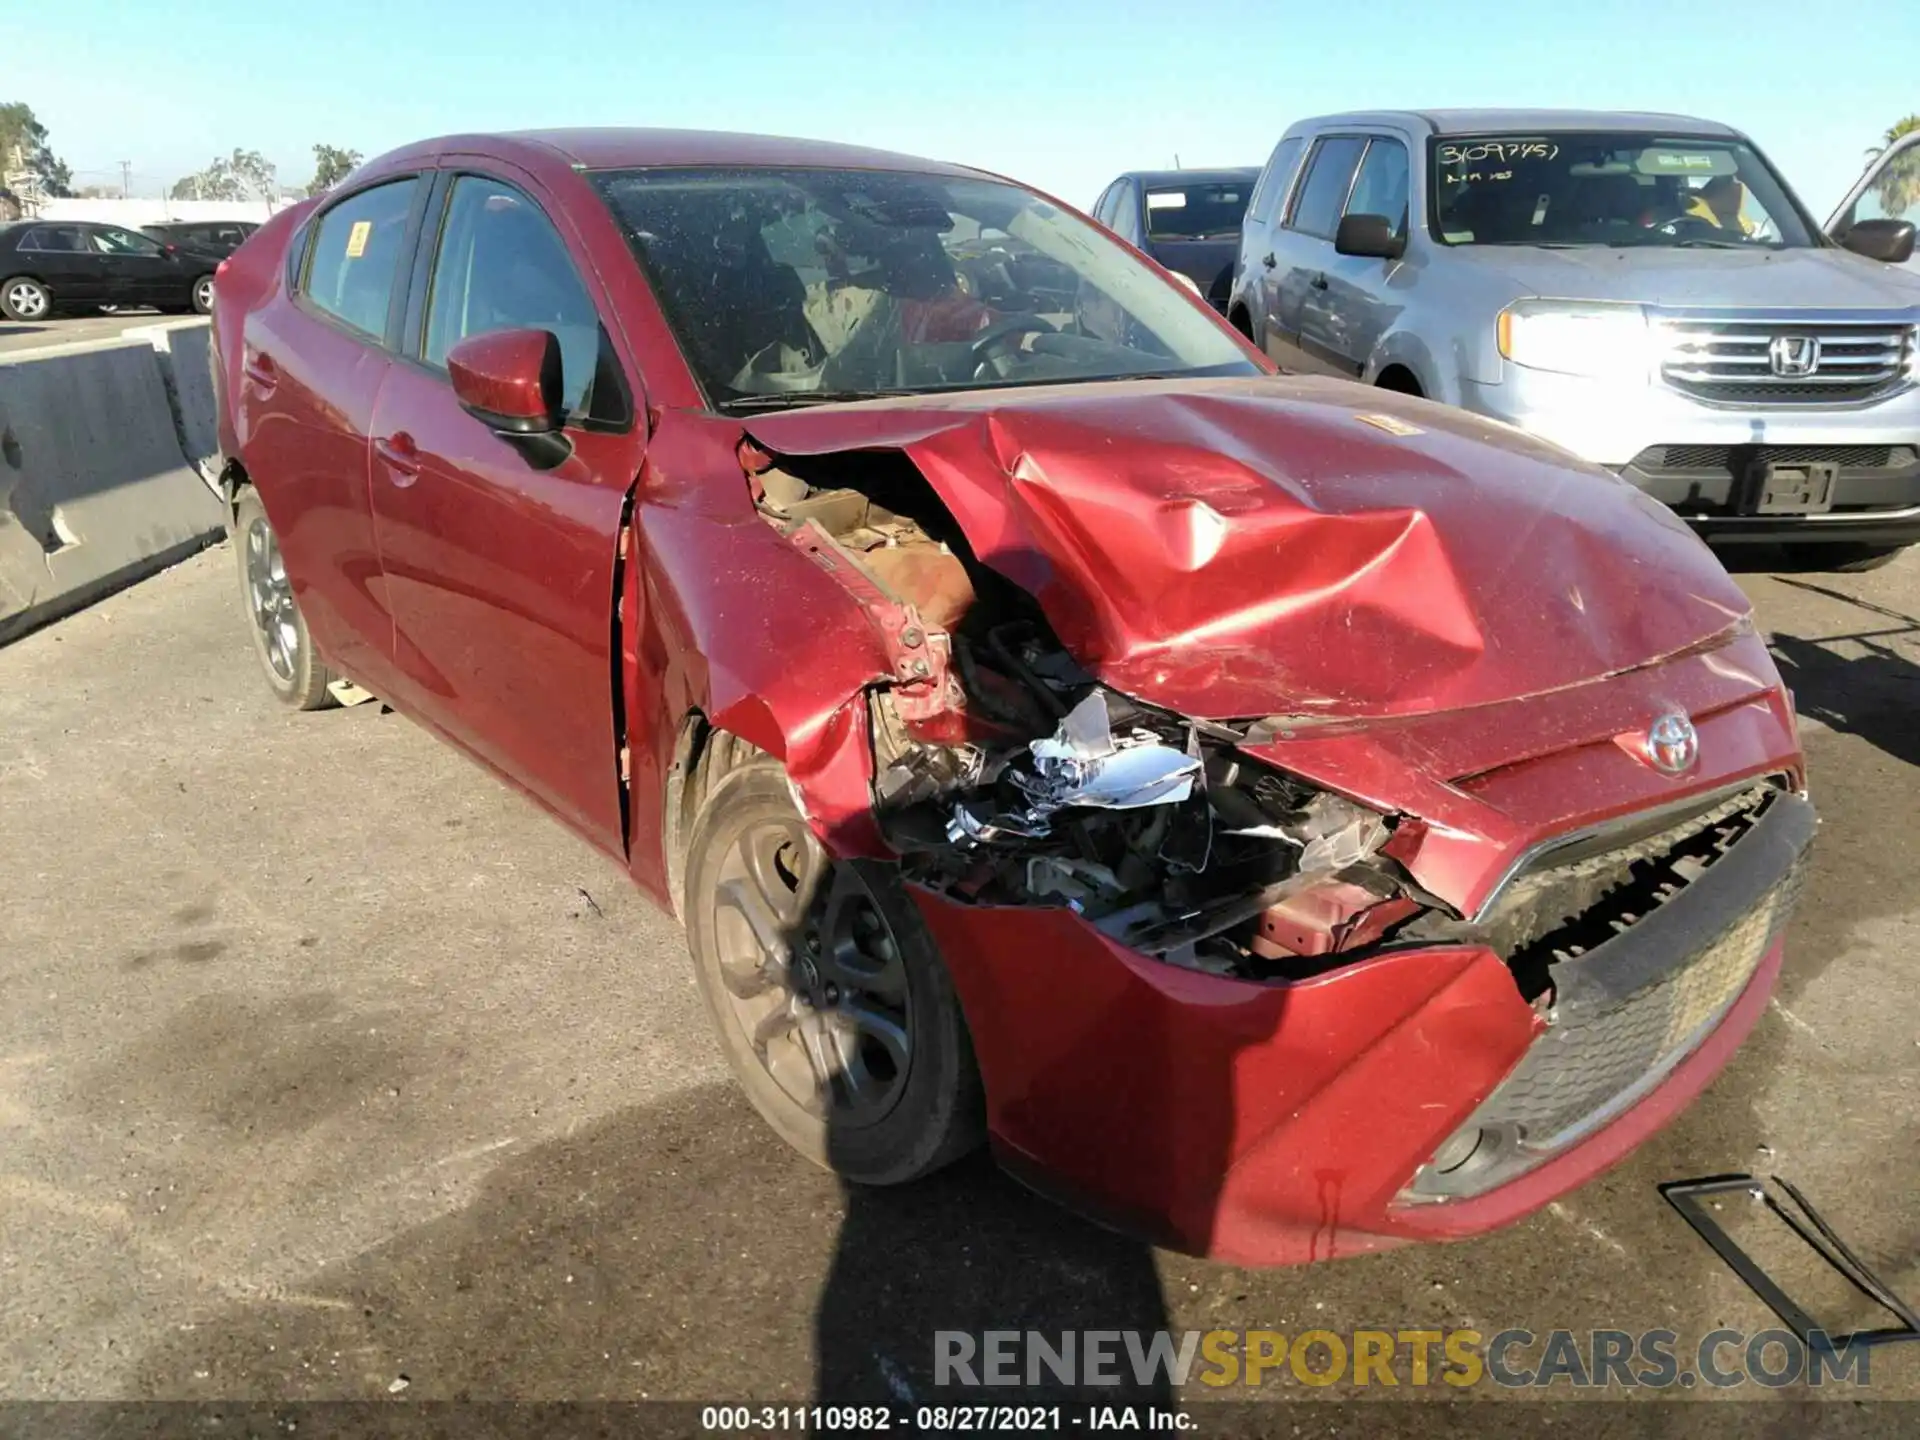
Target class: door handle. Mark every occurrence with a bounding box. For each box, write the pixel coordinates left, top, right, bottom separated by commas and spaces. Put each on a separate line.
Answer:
1310, 273, 1330, 291
242, 351, 278, 393
374, 432, 422, 484
1261, 253, 1277, 270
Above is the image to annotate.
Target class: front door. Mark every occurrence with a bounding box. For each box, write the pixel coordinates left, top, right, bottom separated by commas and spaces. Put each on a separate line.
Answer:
87, 226, 174, 305
1829, 130, 1920, 273
367, 168, 647, 856
1300, 135, 1412, 377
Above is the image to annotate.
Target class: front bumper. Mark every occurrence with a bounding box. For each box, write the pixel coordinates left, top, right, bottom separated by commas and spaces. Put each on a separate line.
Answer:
1460, 371, 1920, 544
911, 789, 1811, 1267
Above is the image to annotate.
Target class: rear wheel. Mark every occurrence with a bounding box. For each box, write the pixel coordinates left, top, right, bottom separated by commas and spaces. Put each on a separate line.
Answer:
1, 277, 51, 322
1781, 541, 1911, 573
191, 275, 214, 314
683, 758, 984, 1185
234, 488, 337, 710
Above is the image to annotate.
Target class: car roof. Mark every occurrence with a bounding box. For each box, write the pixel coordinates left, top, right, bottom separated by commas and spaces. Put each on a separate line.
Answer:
1301, 108, 1743, 139
369, 128, 995, 180
1118, 168, 1261, 187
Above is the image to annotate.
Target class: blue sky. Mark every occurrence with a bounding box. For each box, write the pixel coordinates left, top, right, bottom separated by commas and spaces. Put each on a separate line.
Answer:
21, 0, 1917, 216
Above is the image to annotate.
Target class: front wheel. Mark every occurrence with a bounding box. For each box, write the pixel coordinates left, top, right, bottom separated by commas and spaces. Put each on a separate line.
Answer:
1781, 541, 1912, 574
233, 488, 337, 710
683, 759, 984, 1185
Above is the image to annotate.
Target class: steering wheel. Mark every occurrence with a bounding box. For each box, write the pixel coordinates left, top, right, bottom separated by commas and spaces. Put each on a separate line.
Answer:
1644, 213, 1728, 241
970, 314, 1057, 379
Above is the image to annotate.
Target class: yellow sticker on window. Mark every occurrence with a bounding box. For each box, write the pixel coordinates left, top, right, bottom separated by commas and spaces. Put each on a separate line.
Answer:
344, 220, 372, 259
1353, 412, 1424, 437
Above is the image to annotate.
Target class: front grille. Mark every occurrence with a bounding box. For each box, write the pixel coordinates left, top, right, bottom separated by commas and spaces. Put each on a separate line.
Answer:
1482, 853, 1804, 1147
1655, 443, 1900, 472
1660, 318, 1915, 405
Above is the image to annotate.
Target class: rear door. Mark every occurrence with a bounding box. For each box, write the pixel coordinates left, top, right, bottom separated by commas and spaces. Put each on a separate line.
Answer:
367, 166, 647, 855
1829, 130, 1920, 273
1301, 134, 1412, 376
237, 174, 428, 688
1239, 136, 1305, 347
12, 225, 102, 304
1264, 134, 1365, 372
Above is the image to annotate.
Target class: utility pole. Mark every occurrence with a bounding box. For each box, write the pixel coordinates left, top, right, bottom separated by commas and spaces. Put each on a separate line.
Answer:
120, 160, 131, 198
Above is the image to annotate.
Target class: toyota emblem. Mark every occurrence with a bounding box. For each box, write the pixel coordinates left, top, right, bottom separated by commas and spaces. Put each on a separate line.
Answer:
1644, 712, 1700, 775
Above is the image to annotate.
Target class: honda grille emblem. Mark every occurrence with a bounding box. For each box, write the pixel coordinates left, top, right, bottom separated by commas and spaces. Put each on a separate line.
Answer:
1769, 334, 1821, 378
1644, 712, 1700, 775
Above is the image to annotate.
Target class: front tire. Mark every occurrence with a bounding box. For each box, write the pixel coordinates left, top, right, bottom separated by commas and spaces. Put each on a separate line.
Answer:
1, 276, 51, 322
683, 759, 984, 1185
233, 488, 337, 710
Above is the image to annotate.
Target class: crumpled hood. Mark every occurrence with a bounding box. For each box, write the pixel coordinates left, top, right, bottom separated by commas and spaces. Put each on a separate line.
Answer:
1452, 242, 1920, 309
745, 375, 1754, 721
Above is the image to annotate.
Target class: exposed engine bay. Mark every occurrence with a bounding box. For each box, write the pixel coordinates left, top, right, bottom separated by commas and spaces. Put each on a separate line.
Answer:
747, 444, 1785, 988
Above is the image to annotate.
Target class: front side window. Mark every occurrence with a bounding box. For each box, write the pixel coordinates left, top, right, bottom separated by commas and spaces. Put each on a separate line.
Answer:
1345, 140, 1411, 234
303, 178, 420, 337
19, 226, 83, 253
91, 228, 163, 257
1430, 132, 1814, 248
1144, 181, 1252, 241
423, 175, 602, 413
1843, 141, 1920, 228
1287, 137, 1367, 238
590, 166, 1258, 410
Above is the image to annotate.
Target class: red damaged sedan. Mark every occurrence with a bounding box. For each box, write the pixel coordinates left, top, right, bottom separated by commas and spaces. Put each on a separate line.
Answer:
211, 130, 1812, 1266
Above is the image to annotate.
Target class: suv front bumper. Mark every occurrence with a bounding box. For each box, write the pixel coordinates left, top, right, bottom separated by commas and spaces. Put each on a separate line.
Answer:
1460, 372, 1920, 546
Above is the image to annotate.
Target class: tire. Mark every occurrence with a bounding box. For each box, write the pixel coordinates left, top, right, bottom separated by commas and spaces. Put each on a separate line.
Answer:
1, 276, 51, 322
191, 275, 215, 315
233, 488, 338, 710
1781, 541, 1911, 574
683, 759, 984, 1185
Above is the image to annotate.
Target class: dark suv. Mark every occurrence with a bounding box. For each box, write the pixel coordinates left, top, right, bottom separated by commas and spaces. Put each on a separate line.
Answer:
1090, 168, 1258, 311
143, 220, 259, 258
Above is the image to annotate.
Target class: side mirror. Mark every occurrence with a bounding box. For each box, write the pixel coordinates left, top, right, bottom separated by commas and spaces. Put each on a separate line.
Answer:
447, 328, 574, 468
1334, 213, 1406, 260
1836, 218, 1916, 265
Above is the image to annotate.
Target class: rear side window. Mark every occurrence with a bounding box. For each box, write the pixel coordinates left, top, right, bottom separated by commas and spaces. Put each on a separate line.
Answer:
303, 178, 419, 338
1247, 137, 1306, 229
422, 175, 604, 415
18, 226, 84, 253
1286, 136, 1367, 238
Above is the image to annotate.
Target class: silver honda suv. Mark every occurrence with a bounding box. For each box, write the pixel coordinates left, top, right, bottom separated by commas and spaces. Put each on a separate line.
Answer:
1227, 109, 1920, 570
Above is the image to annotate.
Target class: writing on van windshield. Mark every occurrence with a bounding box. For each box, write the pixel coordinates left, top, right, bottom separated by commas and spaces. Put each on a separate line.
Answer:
1437, 139, 1559, 187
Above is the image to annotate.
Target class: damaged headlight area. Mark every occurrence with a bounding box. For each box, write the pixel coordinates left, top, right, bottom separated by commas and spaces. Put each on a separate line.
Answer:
869, 664, 1423, 979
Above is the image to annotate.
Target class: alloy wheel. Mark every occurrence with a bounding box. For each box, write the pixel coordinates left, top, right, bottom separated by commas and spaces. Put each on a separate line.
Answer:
3, 280, 48, 319
245, 516, 299, 683
708, 818, 914, 1128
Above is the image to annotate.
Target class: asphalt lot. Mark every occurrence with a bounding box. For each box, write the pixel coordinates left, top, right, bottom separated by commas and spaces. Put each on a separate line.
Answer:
0, 311, 175, 354
2, 541, 1917, 1426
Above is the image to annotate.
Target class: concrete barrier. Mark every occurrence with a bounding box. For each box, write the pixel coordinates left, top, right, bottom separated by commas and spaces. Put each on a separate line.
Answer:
124, 321, 219, 486
0, 337, 224, 645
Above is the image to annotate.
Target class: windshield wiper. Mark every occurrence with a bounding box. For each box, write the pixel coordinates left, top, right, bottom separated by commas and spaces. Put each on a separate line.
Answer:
717, 389, 918, 411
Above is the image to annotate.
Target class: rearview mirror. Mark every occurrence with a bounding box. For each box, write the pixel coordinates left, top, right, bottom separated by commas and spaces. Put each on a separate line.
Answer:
446, 328, 573, 468
1334, 213, 1406, 260
1835, 218, 1916, 265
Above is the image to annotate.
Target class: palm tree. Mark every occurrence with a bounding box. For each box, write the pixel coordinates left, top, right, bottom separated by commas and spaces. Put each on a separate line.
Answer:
1865, 116, 1920, 218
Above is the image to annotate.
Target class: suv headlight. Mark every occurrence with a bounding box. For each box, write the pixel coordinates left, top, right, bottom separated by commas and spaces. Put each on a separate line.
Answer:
1497, 301, 1661, 380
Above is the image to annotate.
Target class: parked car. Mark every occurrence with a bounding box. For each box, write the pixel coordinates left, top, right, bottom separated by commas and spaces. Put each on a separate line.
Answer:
1228, 109, 1920, 572
1830, 126, 1920, 276
212, 129, 1810, 1266
1090, 167, 1259, 311
142, 219, 260, 258
0, 219, 220, 320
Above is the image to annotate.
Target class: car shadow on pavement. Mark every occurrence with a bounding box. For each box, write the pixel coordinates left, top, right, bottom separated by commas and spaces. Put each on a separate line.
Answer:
124, 1080, 1172, 1407
1766, 579, 1920, 770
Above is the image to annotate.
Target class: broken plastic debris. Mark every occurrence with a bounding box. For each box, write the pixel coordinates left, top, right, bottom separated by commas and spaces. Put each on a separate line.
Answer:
1292, 794, 1391, 872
